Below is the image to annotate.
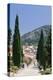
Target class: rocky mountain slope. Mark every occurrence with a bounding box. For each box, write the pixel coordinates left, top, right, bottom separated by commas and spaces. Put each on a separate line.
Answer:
21, 25, 51, 45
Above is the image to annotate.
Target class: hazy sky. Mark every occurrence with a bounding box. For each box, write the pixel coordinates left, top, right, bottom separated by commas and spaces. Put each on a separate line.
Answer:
9, 4, 51, 36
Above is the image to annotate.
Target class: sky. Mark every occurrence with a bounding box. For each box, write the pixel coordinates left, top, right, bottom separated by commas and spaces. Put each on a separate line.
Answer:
9, 4, 51, 36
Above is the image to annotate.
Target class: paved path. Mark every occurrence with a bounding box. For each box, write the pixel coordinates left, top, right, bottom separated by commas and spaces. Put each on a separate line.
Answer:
14, 61, 41, 76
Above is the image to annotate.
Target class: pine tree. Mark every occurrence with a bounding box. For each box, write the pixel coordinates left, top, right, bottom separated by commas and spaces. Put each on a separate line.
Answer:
12, 15, 21, 67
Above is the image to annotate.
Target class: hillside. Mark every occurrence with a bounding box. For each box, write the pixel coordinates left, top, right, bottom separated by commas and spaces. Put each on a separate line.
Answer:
21, 25, 51, 45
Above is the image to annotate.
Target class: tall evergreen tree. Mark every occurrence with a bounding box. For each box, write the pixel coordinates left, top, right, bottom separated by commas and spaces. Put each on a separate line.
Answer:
7, 4, 12, 76
46, 28, 51, 67
20, 46, 24, 64
8, 26, 12, 76
36, 30, 44, 61
36, 30, 46, 70
8, 26, 12, 50
12, 15, 21, 67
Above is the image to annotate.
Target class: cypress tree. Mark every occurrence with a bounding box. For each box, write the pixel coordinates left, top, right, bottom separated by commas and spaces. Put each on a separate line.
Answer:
12, 15, 21, 67
36, 30, 44, 62
8, 26, 12, 75
20, 47, 24, 65
36, 29, 46, 70
46, 28, 51, 67
8, 26, 12, 70
7, 4, 12, 76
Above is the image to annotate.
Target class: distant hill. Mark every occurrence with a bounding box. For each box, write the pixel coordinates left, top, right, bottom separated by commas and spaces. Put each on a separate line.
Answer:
21, 25, 51, 46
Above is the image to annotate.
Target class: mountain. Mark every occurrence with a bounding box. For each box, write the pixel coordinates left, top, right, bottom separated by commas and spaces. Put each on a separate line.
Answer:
21, 25, 51, 46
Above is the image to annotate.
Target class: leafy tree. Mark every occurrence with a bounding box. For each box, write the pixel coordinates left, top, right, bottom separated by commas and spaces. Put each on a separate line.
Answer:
12, 15, 23, 67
